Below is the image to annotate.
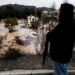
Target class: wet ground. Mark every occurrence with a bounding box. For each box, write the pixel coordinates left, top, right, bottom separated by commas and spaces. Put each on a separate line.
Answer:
0, 51, 75, 71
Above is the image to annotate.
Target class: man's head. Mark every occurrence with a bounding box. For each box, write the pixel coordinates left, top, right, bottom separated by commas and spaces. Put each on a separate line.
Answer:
59, 3, 74, 22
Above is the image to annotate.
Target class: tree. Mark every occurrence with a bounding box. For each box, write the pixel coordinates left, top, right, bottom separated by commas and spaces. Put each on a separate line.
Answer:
41, 13, 50, 24
32, 21, 39, 29
47, 2, 57, 20
4, 17, 18, 28
5, 5, 16, 18
47, 2, 58, 22
0, 4, 49, 20
41, 2, 56, 24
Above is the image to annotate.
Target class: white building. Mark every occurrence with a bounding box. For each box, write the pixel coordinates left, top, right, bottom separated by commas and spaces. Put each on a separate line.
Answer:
27, 15, 39, 27
42, 10, 48, 15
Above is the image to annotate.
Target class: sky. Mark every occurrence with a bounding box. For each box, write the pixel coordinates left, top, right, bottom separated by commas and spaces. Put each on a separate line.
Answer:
0, 0, 75, 9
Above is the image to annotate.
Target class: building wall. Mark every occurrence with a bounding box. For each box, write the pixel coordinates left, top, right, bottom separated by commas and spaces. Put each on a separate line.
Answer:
27, 15, 39, 27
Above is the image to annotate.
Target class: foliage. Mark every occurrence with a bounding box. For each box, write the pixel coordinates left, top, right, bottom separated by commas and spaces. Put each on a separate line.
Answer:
32, 21, 39, 29
41, 13, 51, 24
50, 11, 57, 20
4, 17, 18, 28
0, 4, 49, 20
41, 2, 57, 24
46, 2, 57, 21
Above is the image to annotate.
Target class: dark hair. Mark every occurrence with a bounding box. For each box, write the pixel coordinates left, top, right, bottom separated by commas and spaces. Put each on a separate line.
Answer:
59, 3, 74, 22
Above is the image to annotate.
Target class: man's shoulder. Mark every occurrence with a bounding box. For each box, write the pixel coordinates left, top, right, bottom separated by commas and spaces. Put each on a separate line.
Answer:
72, 19, 75, 25
46, 32, 50, 37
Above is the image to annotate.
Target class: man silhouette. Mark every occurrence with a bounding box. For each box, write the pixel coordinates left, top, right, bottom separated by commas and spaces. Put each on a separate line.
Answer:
43, 3, 75, 75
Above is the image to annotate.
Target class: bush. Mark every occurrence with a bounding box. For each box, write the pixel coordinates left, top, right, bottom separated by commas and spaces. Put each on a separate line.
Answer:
32, 21, 39, 29
4, 17, 18, 28
41, 13, 51, 24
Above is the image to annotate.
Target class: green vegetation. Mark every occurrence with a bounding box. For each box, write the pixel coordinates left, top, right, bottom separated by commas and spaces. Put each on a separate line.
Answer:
41, 2, 57, 24
41, 11, 57, 24
41, 14, 51, 24
31, 21, 39, 29
0, 4, 49, 20
4, 17, 18, 28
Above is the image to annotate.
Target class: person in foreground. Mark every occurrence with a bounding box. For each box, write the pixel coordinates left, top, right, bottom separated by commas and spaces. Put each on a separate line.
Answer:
43, 3, 75, 75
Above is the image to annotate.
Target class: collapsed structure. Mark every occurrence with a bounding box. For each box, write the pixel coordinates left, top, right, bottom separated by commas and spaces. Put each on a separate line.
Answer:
0, 28, 42, 58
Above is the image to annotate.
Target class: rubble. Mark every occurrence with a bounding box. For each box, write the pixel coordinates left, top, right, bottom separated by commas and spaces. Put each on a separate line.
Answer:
0, 28, 42, 58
